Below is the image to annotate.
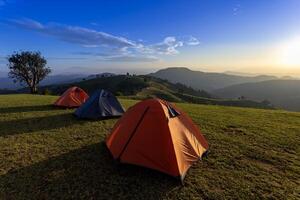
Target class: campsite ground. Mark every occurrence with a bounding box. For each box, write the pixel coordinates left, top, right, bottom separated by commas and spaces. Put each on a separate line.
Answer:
0, 94, 299, 199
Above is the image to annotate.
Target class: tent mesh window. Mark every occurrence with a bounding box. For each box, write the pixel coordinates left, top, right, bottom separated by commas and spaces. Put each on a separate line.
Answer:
167, 105, 180, 118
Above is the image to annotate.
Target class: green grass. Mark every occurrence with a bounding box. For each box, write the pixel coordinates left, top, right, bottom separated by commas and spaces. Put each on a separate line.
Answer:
39, 75, 272, 110
0, 94, 299, 199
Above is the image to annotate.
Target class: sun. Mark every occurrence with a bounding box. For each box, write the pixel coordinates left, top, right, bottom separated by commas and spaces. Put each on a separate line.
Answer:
279, 37, 300, 68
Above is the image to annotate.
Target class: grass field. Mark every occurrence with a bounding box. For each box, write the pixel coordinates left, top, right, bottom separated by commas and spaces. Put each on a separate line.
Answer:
0, 94, 299, 199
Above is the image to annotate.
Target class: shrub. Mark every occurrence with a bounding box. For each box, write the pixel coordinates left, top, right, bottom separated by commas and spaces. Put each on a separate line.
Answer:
115, 91, 123, 96
42, 88, 52, 95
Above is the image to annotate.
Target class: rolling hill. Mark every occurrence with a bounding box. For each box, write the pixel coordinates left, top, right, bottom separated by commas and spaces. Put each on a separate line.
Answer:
39, 75, 273, 110
149, 67, 277, 91
214, 79, 300, 111
0, 94, 299, 199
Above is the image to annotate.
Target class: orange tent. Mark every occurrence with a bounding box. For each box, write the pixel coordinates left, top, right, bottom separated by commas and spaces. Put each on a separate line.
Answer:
54, 87, 89, 108
106, 98, 209, 180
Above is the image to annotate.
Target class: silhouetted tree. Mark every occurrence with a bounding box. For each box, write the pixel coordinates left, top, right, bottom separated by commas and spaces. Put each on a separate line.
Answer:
115, 91, 123, 96
7, 51, 51, 93
239, 96, 246, 100
261, 99, 271, 106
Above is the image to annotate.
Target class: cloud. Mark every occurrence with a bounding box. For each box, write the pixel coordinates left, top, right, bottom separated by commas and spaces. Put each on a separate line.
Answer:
154, 36, 183, 55
72, 48, 130, 57
185, 36, 200, 46
141, 36, 183, 55
72, 51, 159, 62
140, 36, 199, 55
8, 18, 200, 61
9, 18, 136, 49
101, 55, 159, 62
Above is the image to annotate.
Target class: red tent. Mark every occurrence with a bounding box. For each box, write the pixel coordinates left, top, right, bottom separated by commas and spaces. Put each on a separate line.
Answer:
106, 98, 208, 180
54, 87, 89, 108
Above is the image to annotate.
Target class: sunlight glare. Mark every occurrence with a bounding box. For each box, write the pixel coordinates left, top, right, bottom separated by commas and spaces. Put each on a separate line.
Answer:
279, 37, 300, 68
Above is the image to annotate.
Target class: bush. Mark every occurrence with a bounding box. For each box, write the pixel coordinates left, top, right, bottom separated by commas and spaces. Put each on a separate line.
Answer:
115, 91, 123, 96
42, 88, 52, 95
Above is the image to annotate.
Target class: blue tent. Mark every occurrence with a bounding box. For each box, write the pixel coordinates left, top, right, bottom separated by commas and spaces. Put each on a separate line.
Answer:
75, 89, 124, 119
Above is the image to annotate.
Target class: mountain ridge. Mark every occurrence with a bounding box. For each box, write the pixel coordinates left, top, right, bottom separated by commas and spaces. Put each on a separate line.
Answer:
149, 67, 277, 91
35, 74, 273, 110
214, 79, 300, 111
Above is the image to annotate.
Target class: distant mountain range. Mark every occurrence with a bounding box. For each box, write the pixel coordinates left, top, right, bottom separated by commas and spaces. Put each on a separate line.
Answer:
149, 67, 277, 91
0, 73, 117, 90
0, 74, 85, 90
0, 71, 7, 78
36, 75, 272, 110
214, 80, 300, 111
1, 67, 300, 111
149, 67, 300, 111
0, 77, 17, 89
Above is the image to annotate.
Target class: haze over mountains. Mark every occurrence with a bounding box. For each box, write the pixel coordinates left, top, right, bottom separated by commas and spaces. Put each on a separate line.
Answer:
0, 67, 276, 90
214, 80, 300, 111
150, 67, 300, 111
0, 74, 86, 90
0, 73, 118, 90
1, 67, 300, 111
149, 67, 278, 91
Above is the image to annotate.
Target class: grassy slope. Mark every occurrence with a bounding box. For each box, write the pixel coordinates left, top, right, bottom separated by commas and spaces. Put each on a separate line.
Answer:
40, 75, 272, 110
0, 94, 299, 199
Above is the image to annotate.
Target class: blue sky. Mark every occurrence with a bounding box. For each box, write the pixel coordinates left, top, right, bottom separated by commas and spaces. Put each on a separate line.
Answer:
0, 0, 300, 75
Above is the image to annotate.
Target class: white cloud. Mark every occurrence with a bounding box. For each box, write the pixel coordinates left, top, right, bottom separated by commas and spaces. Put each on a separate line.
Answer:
9, 18, 136, 49
10, 18, 43, 29
186, 36, 200, 46
142, 36, 184, 55
72, 51, 159, 62
8, 18, 201, 62
140, 36, 199, 55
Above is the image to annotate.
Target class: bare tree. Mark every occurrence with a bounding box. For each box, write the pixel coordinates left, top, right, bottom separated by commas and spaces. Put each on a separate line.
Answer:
7, 51, 51, 93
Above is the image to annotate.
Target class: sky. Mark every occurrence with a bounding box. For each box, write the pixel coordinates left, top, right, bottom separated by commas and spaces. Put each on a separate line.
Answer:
0, 0, 300, 76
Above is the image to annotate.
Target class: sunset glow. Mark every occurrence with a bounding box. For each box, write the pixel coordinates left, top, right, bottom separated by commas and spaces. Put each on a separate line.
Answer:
0, 0, 300, 76
279, 37, 300, 68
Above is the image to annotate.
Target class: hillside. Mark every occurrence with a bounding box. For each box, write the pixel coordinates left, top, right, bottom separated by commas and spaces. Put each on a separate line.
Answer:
149, 67, 277, 91
0, 94, 299, 199
40, 75, 273, 110
214, 79, 300, 111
